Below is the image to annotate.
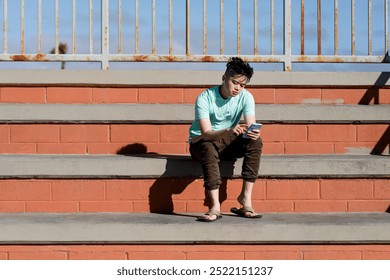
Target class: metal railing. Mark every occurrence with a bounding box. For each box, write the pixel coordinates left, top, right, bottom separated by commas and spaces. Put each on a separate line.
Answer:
0, 0, 389, 70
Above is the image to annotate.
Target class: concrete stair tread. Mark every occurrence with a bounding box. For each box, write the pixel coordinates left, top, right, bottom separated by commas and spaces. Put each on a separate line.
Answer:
0, 212, 389, 244
1, 104, 389, 123
1, 154, 389, 178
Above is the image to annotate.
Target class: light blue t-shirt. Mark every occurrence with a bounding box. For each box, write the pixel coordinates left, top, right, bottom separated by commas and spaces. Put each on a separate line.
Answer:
189, 86, 255, 142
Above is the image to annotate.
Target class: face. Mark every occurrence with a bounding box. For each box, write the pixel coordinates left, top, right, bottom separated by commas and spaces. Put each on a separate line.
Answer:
220, 74, 248, 98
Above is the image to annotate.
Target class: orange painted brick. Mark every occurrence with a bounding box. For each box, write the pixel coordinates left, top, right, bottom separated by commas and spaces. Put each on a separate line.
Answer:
0, 143, 36, 154
133, 201, 153, 212
267, 180, 320, 200
261, 142, 285, 154
245, 250, 301, 260
357, 125, 389, 142
362, 251, 390, 260
374, 180, 390, 199
285, 142, 334, 154
0, 202, 25, 212
322, 88, 377, 104
145, 143, 188, 154
334, 142, 377, 154
46, 87, 93, 103
320, 179, 374, 200
183, 88, 206, 104
8, 251, 68, 260
92, 87, 138, 103
106, 180, 151, 200
51, 180, 105, 201
275, 88, 321, 104
308, 124, 356, 142
303, 250, 361, 260
250, 88, 275, 104
378, 89, 390, 104
127, 251, 186, 260
0, 252, 7, 260
37, 143, 87, 154
80, 201, 133, 212
60, 125, 109, 143
139, 88, 184, 103
348, 201, 390, 212
88, 143, 129, 154
294, 200, 348, 212
160, 125, 190, 143
262, 125, 307, 142
0, 87, 46, 103
187, 251, 245, 260
26, 202, 79, 212
252, 201, 294, 212
11, 124, 59, 143
111, 125, 160, 142
69, 251, 127, 260
0, 180, 51, 201
0, 125, 9, 143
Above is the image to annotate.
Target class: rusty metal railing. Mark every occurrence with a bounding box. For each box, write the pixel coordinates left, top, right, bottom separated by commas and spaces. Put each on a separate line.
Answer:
0, 0, 389, 70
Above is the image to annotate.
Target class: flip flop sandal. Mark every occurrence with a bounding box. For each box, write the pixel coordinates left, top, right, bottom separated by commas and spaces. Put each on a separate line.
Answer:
230, 206, 262, 219
196, 209, 223, 222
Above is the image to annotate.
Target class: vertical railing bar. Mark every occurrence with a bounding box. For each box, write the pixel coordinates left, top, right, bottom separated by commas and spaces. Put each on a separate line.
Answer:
135, 0, 139, 54
55, 0, 59, 54
38, 0, 42, 54
203, 0, 207, 54
101, 0, 109, 69
317, 0, 321, 55
72, 0, 76, 54
3, 0, 8, 54
284, 0, 292, 71
254, 0, 258, 55
237, 0, 241, 55
368, 0, 372, 55
21, 0, 25, 53
334, 0, 338, 55
169, 0, 173, 55
118, 0, 122, 54
152, 0, 156, 54
301, 0, 305, 55
186, 0, 190, 55
220, 0, 224, 54
351, 0, 355, 55
386, 0, 389, 54
89, 0, 93, 54
271, 0, 275, 55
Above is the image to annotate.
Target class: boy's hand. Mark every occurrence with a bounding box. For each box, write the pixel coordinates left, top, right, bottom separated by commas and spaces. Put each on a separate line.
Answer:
231, 124, 247, 136
245, 128, 261, 140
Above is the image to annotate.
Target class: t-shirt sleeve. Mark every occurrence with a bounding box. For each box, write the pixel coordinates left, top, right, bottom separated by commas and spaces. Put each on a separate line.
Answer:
195, 93, 210, 120
243, 92, 255, 116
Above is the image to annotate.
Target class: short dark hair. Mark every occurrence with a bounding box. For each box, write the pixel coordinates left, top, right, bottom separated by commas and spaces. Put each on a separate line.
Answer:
225, 57, 254, 82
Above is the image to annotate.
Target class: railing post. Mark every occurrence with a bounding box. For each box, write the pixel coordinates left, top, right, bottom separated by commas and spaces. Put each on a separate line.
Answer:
101, 0, 109, 70
284, 0, 292, 71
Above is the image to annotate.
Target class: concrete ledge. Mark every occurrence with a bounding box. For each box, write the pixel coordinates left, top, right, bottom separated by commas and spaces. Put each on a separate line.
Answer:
0, 70, 390, 87
0, 154, 388, 179
1, 104, 389, 124
0, 212, 389, 244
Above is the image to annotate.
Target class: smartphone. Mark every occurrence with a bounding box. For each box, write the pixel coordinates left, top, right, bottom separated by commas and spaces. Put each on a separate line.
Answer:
243, 123, 262, 138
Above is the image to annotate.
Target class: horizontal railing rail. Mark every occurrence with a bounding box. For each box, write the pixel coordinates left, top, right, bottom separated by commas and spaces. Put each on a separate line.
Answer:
0, 0, 389, 70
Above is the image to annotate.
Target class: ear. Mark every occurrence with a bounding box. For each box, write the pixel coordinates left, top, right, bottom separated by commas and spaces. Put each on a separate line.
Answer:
222, 74, 226, 82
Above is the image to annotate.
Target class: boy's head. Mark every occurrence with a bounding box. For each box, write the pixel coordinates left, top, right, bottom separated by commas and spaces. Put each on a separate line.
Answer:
224, 57, 254, 82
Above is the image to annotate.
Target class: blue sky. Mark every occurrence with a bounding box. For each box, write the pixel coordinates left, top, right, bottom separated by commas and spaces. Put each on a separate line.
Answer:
0, 0, 389, 71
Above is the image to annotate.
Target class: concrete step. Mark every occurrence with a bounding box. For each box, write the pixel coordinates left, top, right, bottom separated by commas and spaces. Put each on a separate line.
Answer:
0, 212, 389, 244
1, 104, 389, 124
1, 154, 389, 179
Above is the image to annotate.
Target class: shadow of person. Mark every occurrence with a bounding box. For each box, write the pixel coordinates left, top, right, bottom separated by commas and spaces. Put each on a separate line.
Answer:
117, 143, 237, 214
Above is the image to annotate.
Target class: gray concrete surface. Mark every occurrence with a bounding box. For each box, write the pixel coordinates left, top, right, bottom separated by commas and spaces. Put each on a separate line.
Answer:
1, 104, 389, 123
0, 212, 389, 244
0, 154, 388, 178
0, 70, 389, 86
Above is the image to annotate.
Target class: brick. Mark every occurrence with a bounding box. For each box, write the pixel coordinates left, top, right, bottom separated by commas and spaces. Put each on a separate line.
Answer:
252, 201, 294, 212
47, 87, 92, 103
261, 142, 285, 154
0, 87, 46, 103
0, 125, 9, 143
11, 124, 59, 143
0, 181, 51, 201
357, 125, 389, 142
262, 125, 307, 142
186, 251, 245, 260
334, 142, 377, 154
92, 87, 138, 103
374, 180, 390, 199
267, 180, 320, 200
275, 88, 321, 104
378, 89, 390, 104
183, 88, 206, 104
60, 125, 109, 143
303, 250, 361, 260
348, 201, 390, 212
80, 201, 133, 212
160, 125, 190, 143
144, 143, 188, 154
245, 250, 301, 260
37, 143, 87, 154
294, 200, 348, 212
9, 251, 68, 260
0, 202, 25, 212
285, 142, 334, 154
127, 251, 186, 260
88, 143, 130, 154
320, 179, 374, 200
52, 180, 105, 201
363, 251, 390, 260
0, 252, 7, 260
321, 89, 368, 104
69, 251, 127, 260
250, 88, 275, 104
111, 125, 160, 142
26, 202, 79, 212
139, 88, 184, 103
0, 143, 36, 154
308, 125, 356, 142
106, 180, 151, 200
